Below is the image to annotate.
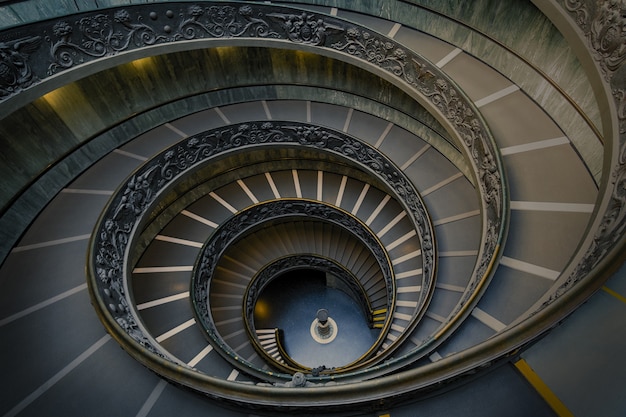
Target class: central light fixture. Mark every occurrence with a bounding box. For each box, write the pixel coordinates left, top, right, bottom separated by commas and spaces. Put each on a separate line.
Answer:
310, 308, 338, 344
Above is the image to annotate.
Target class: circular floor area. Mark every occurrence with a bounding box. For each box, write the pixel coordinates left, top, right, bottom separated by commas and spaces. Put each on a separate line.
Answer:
253, 270, 379, 369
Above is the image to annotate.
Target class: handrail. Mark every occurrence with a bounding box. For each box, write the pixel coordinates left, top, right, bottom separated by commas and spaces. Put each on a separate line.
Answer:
396, 0, 603, 145
29, 0, 626, 411
243, 253, 377, 372
84, 1, 506, 406
88, 118, 438, 377
193, 200, 396, 379
255, 328, 305, 370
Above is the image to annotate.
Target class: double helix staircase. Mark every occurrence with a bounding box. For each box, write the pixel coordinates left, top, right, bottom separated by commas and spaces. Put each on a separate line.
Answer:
1, 1, 622, 416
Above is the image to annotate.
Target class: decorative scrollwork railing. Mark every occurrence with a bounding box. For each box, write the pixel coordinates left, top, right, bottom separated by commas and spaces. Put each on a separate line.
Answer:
89, 120, 436, 382
17, 0, 626, 410
193, 203, 393, 377
80, 0, 507, 403
245, 254, 375, 347
5, 5, 504, 294
22, 3, 507, 350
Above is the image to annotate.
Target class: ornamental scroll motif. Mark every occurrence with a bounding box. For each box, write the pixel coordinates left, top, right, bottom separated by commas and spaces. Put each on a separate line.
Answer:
533, 1, 626, 311
267, 11, 343, 45
540, 86, 626, 309
3, 5, 505, 299
0, 35, 41, 98
333, 28, 414, 78
93, 164, 166, 357
91, 121, 434, 366
192, 201, 393, 373
45, 5, 280, 75
47, 11, 166, 74
175, 5, 279, 40
562, 0, 626, 79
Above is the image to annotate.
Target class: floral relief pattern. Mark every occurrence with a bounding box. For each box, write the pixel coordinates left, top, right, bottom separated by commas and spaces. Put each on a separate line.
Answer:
2, 6, 505, 287
93, 121, 436, 365
0, 1, 507, 368
175, 5, 279, 40
0, 35, 42, 98
563, 0, 626, 78
268, 11, 343, 45
333, 28, 410, 77
43, 5, 282, 75
536, 1, 626, 311
47, 12, 166, 74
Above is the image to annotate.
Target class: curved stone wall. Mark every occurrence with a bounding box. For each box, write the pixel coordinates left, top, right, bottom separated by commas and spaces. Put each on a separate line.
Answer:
1, 0, 625, 414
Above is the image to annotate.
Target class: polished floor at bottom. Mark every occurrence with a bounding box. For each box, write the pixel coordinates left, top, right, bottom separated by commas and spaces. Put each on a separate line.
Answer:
254, 270, 379, 369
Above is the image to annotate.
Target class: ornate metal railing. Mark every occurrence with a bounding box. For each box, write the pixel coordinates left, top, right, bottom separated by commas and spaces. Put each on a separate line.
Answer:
18, 5, 507, 342
244, 253, 376, 369
78, 1, 508, 406
2, 5, 506, 291
89, 119, 439, 379
192, 200, 395, 378
5, 0, 622, 411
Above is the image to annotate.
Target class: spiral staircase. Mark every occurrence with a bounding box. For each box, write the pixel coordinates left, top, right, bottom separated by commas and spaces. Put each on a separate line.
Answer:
1, 1, 626, 416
